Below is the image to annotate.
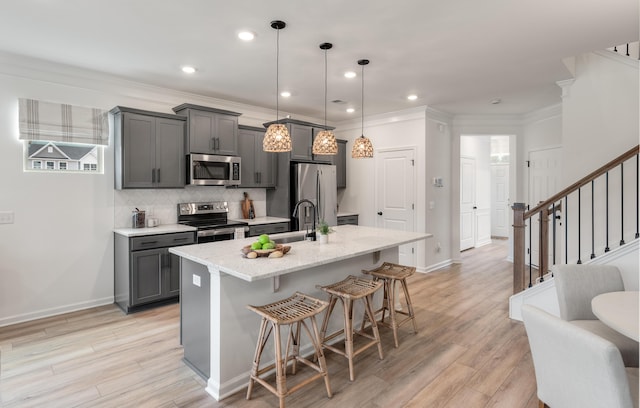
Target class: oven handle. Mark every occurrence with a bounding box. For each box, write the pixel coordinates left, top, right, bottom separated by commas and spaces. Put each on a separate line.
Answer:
197, 227, 248, 237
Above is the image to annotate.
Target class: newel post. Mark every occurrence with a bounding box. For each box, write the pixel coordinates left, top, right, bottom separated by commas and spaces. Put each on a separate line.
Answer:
512, 203, 527, 294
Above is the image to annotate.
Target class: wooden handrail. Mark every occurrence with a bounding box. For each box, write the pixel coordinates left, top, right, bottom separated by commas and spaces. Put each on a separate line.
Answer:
524, 145, 639, 219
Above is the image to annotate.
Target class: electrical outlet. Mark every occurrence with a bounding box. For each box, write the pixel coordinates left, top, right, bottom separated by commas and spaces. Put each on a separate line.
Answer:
192, 274, 201, 287
0, 211, 14, 224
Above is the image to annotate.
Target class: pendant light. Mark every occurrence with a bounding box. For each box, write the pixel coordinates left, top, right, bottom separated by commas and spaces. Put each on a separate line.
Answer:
312, 42, 338, 155
263, 20, 292, 152
351, 59, 374, 158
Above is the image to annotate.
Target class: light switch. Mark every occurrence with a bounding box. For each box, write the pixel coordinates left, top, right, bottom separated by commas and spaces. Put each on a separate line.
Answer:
429, 201, 435, 210
192, 274, 201, 287
0, 211, 14, 224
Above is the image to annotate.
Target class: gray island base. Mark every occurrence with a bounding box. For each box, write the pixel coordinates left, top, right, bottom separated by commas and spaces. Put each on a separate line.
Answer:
169, 225, 431, 401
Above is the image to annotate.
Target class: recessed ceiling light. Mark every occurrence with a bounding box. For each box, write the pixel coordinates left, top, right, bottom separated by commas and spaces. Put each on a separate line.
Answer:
181, 66, 196, 74
280, 91, 291, 97
346, 108, 355, 113
344, 71, 356, 79
407, 94, 418, 101
238, 31, 255, 41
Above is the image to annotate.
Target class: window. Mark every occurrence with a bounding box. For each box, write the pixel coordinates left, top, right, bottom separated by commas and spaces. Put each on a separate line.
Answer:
19, 99, 107, 174
25, 141, 102, 173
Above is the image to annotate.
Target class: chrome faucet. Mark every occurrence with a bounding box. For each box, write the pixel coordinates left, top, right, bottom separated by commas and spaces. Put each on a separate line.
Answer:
292, 199, 317, 241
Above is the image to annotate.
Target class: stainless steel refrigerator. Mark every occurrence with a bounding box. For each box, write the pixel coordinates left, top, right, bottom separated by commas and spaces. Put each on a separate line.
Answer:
291, 163, 337, 231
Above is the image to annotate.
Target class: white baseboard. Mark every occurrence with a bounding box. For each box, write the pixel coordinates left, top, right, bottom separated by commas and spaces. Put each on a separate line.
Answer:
0, 296, 115, 327
419, 258, 453, 274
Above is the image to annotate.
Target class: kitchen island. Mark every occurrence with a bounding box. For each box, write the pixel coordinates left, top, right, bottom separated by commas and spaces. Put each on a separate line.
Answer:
169, 224, 431, 400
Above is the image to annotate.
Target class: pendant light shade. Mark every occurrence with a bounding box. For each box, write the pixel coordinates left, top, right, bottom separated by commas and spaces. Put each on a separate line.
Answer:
263, 20, 292, 152
312, 42, 338, 155
351, 59, 374, 159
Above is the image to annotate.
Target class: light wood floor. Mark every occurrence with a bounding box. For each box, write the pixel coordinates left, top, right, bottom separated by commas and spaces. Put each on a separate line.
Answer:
0, 240, 539, 407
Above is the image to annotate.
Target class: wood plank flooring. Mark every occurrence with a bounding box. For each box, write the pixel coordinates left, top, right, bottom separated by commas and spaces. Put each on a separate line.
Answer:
0, 240, 539, 407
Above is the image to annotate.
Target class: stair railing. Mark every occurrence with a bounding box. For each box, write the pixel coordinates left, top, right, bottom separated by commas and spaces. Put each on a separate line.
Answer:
512, 145, 639, 294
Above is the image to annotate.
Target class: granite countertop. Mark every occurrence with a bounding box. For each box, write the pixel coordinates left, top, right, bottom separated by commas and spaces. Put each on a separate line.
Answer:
230, 216, 291, 226
169, 225, 431, 282
114, 224, 197, 237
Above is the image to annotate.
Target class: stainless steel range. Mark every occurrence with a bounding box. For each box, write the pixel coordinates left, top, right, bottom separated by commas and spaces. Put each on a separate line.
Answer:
177, 201, 249, 243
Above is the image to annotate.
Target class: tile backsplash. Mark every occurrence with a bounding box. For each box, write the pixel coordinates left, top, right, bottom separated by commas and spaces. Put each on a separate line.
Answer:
114, 187, 266, 228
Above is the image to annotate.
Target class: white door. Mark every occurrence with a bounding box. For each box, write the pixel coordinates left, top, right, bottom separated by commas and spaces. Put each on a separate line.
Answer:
491, 163, 510, 238
528, 147, 562, 268
375, 148, 416, 266
460, 156, 476, 250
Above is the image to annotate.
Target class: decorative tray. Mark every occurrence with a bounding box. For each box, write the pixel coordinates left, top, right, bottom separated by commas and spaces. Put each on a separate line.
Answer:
241, 244, 291, 258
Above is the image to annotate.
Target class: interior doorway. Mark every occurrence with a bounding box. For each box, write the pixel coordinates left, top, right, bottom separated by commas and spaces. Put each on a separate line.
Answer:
460, 135, 511, 250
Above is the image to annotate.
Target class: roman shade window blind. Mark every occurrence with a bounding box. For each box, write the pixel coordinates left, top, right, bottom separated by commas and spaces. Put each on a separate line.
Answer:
18, 98, 109, 146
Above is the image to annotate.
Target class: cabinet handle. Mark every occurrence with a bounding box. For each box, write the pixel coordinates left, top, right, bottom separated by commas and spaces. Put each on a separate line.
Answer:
156, 168, 161, 183
258, 172, 262, 184
211, 137, 215, 151
173, 237, 189, 242
141, 241, 159, 245
254, 172, 258, 184
151, 168, 156, 183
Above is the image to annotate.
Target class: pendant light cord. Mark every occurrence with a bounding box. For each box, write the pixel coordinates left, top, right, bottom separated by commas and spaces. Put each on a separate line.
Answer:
276, 28, 280, 123
324, 47, 328, 127
361, 63, 365, 135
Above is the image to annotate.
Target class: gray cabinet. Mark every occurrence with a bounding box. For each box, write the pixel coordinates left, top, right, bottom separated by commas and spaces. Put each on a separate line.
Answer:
173, 103, 241, 156
238, 125, 277, 188
115, 231, 195, 313
248, 222, 290, 237
112, 107, 186, 189
337, 214, 359, 225
327, 139, 347, 188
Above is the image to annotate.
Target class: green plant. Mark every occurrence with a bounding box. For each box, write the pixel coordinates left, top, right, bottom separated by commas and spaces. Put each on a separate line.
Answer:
318, 221, 333, 235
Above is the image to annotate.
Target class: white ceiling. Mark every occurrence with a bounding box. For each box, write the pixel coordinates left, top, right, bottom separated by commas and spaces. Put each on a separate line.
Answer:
0, 0, 637, 122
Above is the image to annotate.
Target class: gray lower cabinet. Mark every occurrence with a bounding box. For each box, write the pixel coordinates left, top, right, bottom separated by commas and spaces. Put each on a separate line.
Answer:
112, 106, 186, 189
172, 103, 241, 156
248, 222, 290, 237
337, 215, 359, 225
115, 231, 195, 313
238, 125, 277, 188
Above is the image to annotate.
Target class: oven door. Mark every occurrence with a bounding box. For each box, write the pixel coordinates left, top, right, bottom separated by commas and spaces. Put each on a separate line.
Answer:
189, 154, 241, 186
197, 227, 237, 243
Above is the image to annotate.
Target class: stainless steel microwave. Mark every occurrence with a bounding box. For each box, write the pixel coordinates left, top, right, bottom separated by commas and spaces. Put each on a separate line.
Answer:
188, 153, 241, 186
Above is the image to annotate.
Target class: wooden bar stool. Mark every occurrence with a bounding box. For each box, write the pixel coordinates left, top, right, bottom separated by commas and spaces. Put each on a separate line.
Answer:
246, 292, 332, 408
362, 262, 417, 348
318, 275, 384, 381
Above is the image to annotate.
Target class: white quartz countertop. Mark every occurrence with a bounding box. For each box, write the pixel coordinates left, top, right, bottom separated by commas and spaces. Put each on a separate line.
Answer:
114, 224, 196, 237
169, 225, 431, 282
229, 216, 290, 226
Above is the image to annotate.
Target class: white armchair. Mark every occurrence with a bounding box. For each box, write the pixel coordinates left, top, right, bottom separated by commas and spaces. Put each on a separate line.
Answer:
553, 264, 639, 367
522, 305, 639, 408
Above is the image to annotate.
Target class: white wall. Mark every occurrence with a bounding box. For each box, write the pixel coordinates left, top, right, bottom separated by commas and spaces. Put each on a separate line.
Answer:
0, 53, 318, 326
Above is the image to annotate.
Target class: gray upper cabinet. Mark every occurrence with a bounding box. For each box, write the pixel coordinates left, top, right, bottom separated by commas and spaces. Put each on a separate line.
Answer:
238, 125, 277, 188
327, 139, 347, 188
112, 106, 186, 189
172, 103, 241, 156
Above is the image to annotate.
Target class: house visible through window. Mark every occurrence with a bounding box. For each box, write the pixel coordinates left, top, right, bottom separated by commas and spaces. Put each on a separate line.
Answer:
24, 141, 102, 173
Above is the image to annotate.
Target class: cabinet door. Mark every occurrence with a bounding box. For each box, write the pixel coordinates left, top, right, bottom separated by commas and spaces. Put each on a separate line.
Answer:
215, 114, 238, 156
131, 248, 164, 306
189, 111, 216, 154
255, 129, 277, 187
238, 128, 258, 187
166, 253, 181, 297
290, 124, 313, 161
335, 140, 347, 188
122, 113, 155, 188
155, 117, 186, 188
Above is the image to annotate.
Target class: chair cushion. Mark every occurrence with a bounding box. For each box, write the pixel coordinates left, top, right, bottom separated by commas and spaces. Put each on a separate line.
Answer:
572, 320, 639, 368
554, 264, 624, 320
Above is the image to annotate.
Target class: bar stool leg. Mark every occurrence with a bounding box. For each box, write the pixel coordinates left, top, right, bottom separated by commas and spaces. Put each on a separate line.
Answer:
273, 322, 287, 408
309, 315, 333, 398
364, 293, 384, 359
320, 295, 338, 344
290, 321, 301, 375
401, 278, 418, 334
342, 297, 357, 381
247, 317, 269, 400
387, 278, 400, 348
